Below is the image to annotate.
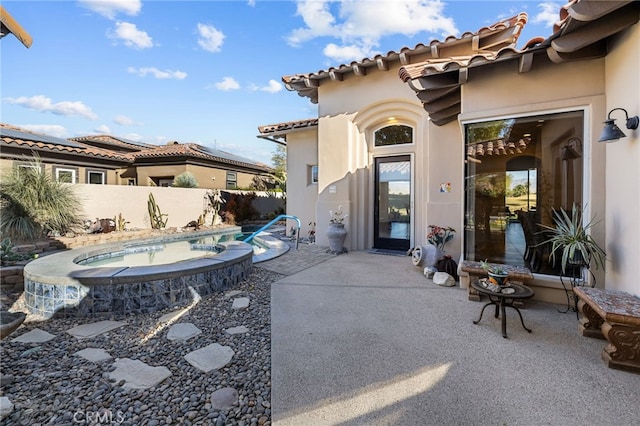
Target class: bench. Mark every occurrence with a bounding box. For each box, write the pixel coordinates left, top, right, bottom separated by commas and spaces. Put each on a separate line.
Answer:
460, 260, 534, 302
573, 286, 640, 374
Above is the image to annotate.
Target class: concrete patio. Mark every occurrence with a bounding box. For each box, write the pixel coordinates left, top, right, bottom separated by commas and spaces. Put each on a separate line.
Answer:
270, 250, 639, 425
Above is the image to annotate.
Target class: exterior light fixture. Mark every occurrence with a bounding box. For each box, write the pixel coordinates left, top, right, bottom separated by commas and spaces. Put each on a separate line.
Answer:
598, 108, 639, 142
561, 137, 582, 161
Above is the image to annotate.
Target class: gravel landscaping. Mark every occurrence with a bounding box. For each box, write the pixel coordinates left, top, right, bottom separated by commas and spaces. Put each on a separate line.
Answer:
0, 266, 282, 425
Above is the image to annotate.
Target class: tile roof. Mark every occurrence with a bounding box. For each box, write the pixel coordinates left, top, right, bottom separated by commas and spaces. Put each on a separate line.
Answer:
398, 0, 638, 125
70, 135, 156, 151
0, 124, 131, 163
132, 142, 272, 172
282, 13, 528, 104
258, 118, 319, 136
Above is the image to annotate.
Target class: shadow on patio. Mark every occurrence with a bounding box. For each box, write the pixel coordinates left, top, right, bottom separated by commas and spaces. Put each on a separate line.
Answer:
270, 251, 639, 425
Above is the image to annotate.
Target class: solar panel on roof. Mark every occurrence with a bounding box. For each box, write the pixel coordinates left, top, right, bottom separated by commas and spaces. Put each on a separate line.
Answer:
0, 128, 85, 149
196, 146, 261, 166
111, 136, 153, 148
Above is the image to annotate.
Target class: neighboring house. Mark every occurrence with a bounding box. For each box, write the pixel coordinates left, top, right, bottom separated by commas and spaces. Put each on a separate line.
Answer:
0, 125, 274, 190
260, 1, 639, 301
0, 124, 131, 185
71, 135, 274, 188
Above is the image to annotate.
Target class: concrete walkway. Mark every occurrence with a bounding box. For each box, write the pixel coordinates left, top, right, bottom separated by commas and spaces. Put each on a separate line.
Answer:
269, 250, 640, 425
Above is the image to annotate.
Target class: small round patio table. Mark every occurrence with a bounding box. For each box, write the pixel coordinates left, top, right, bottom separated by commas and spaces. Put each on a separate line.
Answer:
471, 280, 535, 338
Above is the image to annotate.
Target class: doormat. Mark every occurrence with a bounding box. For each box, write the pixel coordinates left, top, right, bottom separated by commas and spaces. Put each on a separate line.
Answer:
367, 248, 408, 257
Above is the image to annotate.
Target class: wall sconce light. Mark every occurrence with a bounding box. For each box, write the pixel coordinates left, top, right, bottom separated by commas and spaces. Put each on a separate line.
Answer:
598, 108, 639, 142
561, 137, 582, 161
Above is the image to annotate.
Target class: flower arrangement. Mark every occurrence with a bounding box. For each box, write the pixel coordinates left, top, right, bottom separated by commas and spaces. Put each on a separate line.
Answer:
329, 205, 348, 224
426, 225, 456, 251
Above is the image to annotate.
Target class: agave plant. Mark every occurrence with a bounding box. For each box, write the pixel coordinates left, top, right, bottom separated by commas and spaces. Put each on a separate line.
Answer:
539, 203, 606, 274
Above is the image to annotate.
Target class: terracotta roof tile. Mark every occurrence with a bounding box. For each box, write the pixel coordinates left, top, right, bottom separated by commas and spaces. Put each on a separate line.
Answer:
132, 142, 272, 172
0, 124, 131, 163
70, 134, 155, 151
258, 118, 318, 135
282, 13, 528, 104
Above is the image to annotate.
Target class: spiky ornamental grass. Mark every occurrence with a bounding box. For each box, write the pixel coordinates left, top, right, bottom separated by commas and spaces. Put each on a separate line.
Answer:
0, 158, 83, 241
172, 172, 199, 188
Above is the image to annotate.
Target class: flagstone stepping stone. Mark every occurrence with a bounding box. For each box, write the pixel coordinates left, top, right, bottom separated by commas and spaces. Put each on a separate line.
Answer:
74, 348, 112, 362
210, 387, 238, 410
1, 311, 26, 340
184, 343, 234, 373
0, 396, 13, 420
67, 321, 127, 339
225, 325, 249, 335
12, 328, 55, 343
232, 298, 249, 310
108, 358, 172, 390
166, 323, 201, 341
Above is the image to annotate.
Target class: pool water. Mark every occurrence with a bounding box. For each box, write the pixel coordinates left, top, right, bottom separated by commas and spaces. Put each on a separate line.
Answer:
77, 232, 267, 267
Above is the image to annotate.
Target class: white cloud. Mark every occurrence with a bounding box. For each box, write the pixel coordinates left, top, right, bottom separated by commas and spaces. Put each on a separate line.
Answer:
122, 133, 144, 141
5, 95, 98, 120
533, 2, 561, 27
197, 23, 225, 52
110, 21, 153, 49
214, 77, 241, 91
95, 124, 111, 133
260, 80, 283, 94
113, 115, 138, 125
323, 43, 370, 63
127, 67, 187, 80
18, 124, 68, 138
78, 0, 142, 20
287, 0, 458, 62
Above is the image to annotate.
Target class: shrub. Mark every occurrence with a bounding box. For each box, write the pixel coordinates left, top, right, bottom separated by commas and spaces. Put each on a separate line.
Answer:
172, 172, 198, 188
1, 157, 83, 241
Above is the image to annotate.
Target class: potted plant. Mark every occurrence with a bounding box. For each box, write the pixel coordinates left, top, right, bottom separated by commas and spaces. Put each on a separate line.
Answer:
539, 203, 606, 274
480, 260, 509, 286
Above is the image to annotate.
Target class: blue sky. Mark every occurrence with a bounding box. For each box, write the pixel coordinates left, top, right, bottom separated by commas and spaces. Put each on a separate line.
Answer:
2, 0, 561, 165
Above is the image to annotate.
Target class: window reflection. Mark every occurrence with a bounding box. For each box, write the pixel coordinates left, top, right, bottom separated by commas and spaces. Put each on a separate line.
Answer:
464, 111, 584, 276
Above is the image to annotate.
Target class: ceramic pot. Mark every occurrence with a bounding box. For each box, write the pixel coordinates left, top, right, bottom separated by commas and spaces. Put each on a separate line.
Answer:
411, 244, 442, 267
327, 223, 347, 253
488, 271, 509, 286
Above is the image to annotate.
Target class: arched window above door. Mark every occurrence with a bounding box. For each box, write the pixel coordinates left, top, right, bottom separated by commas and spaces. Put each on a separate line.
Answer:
374, 125, 413, 147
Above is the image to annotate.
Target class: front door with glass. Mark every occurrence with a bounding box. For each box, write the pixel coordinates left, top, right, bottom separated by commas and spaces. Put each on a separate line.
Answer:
374, 156, 411, 251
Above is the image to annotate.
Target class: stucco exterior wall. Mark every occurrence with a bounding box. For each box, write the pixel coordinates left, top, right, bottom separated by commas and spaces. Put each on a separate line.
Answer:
132, 164, 258, 189
0, 158, 121, 185
313, 63, 428, 250
285, 129, 318, 239
603, 23, 640, 296
459, 56, 609, 301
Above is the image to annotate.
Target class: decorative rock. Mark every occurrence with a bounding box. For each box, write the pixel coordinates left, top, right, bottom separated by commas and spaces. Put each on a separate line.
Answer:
433, 272, 456, 287
0, 311, 26, 340
108, 358, 172, 390
0, 397, 13, 420
12, 328, 55, 343
210, 387, 238, 410
67, 321, 127, 339
184, 343, 234, 373
232, 298, 250, 310
74, 348, 112, 362
225, 290, 243, 298
225, 325, 249, 335
166, 323, 201, 341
